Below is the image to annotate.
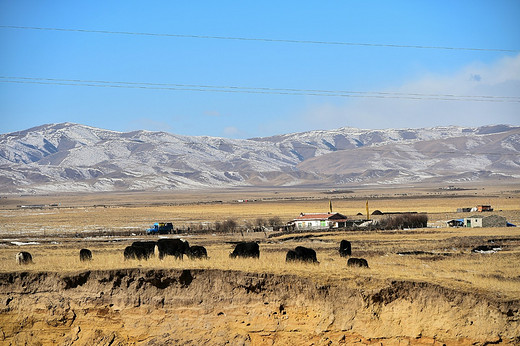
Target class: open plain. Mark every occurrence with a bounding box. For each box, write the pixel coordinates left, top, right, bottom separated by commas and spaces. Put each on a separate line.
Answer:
0, 183, 519, 345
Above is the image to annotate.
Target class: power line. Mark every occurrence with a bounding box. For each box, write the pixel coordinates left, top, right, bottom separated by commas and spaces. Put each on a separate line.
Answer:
1, 76, 519, 103
1, 25, 518, 53
2, 76, 519, 101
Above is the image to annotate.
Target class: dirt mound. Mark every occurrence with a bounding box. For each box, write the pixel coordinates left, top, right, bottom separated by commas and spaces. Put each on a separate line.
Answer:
1, 269, 519, 345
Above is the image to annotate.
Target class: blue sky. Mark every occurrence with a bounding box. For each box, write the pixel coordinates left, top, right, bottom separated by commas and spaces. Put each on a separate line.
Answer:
1, 1, 519, 138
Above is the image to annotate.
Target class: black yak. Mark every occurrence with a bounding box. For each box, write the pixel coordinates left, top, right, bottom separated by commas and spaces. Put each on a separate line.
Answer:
229, 242, 259, 259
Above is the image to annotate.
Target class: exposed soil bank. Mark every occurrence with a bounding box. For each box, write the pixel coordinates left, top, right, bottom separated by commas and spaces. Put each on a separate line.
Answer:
0, 269, 519, 345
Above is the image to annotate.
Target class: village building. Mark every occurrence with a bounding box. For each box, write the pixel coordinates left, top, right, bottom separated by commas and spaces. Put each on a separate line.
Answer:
446, 219, 464, 227
476, 205, 493, 212
456, 205, 493, 213
464, 215, 507, 228
290, 212, 349, 230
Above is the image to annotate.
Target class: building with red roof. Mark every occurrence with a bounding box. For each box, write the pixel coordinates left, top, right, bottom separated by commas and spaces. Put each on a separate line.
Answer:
289, 212, 349, 230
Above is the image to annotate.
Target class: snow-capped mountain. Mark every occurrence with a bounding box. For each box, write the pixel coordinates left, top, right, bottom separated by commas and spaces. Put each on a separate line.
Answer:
297, 126, 520, 184
0, 123, 518, 193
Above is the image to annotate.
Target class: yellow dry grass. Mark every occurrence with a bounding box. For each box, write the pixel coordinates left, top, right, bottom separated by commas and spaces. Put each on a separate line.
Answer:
1, 187, 519, 301
2, 226, 519, 300
1, 193, 519, 235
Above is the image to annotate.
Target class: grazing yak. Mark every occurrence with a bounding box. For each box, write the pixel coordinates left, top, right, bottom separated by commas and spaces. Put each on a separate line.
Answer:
339, 240, 352, 257
132, 241, 157, 258
157, 239, 190, 260
186, 245, 208, 259
124, 245, 150, 260
286, 246, 319, 264
79, 248, 92, 261
124, 241, 158, 260
123, 239, 199, 260
347, 257, 369, 268
16, 251, 33, 265
229, 242, 259, 259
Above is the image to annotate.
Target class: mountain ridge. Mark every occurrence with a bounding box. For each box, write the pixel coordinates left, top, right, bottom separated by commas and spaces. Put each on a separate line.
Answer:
0, 123, 518, 193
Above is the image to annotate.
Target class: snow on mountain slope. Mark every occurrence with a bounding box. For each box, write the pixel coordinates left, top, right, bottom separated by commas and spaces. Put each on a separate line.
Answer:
0, 123, 518, 193
297, 127, 520, 183
249, 125, 505, 161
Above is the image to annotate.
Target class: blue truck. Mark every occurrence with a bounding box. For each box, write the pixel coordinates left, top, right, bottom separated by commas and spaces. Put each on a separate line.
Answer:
146, 222, 174, 235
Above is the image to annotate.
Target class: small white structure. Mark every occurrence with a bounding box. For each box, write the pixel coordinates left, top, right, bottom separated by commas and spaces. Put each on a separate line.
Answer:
464, 215, 507, 228
289, 212, 349, 230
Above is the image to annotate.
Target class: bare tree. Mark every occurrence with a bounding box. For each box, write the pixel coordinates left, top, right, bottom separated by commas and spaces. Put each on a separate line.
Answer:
255, 218, 265, 228
268, 216, 282, 229
223, 219, 237, 233
244, 220, 254, 231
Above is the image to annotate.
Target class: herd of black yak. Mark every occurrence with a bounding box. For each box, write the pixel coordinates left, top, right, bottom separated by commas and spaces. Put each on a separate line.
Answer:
15, 239, 369, 268
124, 239, 369, 267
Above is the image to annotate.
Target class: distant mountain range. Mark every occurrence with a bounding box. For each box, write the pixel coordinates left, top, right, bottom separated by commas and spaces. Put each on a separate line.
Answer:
0, 123, 519, 193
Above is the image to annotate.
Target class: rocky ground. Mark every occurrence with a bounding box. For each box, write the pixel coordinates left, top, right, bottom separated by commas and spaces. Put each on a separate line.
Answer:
1, 268, 519, 345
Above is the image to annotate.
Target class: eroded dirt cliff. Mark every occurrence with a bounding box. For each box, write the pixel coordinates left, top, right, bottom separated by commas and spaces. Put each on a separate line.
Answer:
0, 269, 518, 345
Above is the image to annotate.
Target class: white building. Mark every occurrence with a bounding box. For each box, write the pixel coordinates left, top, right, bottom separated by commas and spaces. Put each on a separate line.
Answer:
290, 212, 349, 230
464, 215, 507, 228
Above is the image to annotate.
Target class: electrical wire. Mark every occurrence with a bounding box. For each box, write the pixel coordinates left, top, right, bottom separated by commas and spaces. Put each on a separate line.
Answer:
1, 25, 518, 53
2, 76, 519, 100
1, 76, 519, 103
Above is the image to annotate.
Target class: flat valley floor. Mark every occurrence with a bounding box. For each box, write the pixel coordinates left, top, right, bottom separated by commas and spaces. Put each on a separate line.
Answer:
0, 183, 519, 345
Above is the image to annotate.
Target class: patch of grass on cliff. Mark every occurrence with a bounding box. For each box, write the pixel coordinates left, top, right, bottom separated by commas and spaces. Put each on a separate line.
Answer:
1, 219, 519, 283
2, 233, 519, 300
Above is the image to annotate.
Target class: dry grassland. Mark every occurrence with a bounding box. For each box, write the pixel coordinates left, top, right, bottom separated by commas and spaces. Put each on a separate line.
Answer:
1, 187, 519, 300
1, 226, 519, 301
1, 192, 519, 235
1, 187, 520, 344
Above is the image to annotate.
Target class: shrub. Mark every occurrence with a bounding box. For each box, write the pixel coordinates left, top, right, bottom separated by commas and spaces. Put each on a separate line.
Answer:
255, 218, 266, 228
244, 220, 254, 231
268, 216, 282, 229
223, 219, 238, 233
380, 213, 428, 230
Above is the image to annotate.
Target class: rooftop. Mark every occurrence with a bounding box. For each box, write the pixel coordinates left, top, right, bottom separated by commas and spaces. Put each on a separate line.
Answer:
294, 212, 348, 221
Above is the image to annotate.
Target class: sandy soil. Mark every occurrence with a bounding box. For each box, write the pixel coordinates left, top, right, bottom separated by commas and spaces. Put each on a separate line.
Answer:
1, 269, 519, 345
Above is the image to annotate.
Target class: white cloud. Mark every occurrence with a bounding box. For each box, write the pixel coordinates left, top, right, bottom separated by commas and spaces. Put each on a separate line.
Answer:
299, 54, 520, 130
223, 126, 240, 136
